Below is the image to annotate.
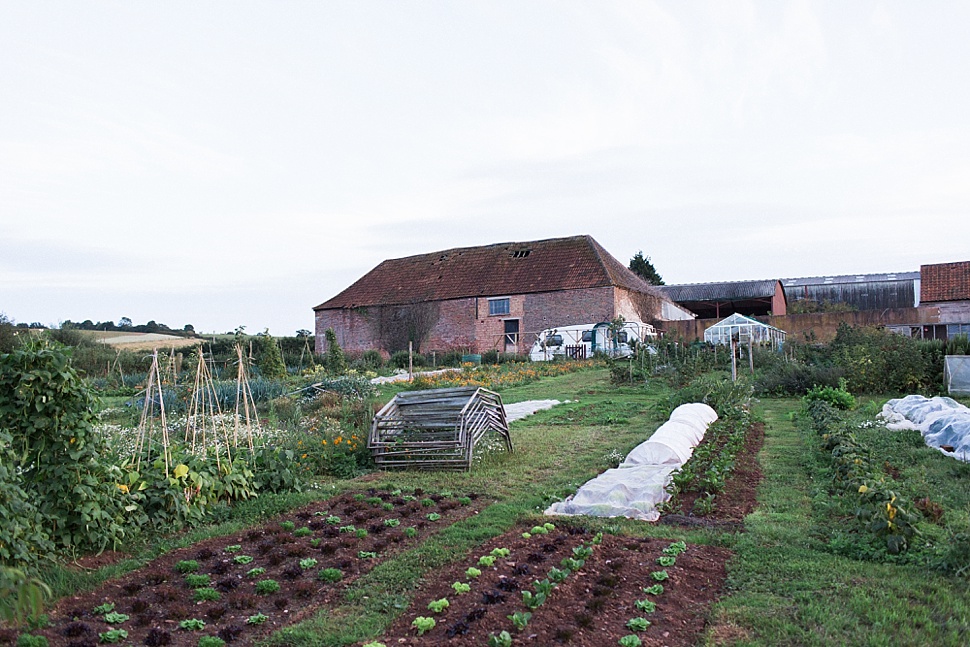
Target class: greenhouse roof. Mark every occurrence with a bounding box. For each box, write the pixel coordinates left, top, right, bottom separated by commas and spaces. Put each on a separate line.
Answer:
705, 313, 784, 331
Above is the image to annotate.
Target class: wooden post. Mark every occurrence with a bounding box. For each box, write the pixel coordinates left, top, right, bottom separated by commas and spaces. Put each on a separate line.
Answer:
748, 337, 754, 374
730, 337, 737, 382
408, 341, 413, 382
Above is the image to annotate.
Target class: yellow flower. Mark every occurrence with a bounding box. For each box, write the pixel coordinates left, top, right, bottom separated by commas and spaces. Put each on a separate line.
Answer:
858, 485, 868, 494
70, 437, 76, 444
301, 453, 308, 459
321, 440, 327, 445
117, 483, 129, 494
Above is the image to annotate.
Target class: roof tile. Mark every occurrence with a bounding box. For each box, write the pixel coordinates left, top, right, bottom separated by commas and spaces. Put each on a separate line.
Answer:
315, 235, 665, 310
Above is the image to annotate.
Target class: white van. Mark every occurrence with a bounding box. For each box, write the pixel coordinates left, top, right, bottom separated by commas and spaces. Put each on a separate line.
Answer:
529, 321, 656, 362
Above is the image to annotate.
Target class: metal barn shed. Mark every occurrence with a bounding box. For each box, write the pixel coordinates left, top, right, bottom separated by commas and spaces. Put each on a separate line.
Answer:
782, 272, 920, 310
368, 387, 512, 471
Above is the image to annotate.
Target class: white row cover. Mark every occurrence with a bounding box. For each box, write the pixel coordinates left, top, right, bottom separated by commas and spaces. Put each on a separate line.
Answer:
545, 403, 718, 521
879, 395, 970, 461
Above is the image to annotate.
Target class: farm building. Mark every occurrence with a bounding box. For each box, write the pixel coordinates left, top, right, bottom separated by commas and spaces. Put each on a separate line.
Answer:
781, 272, 920, 311
659, 280, 787, 319
920, 261, 970, 340
313, 235, 694, 356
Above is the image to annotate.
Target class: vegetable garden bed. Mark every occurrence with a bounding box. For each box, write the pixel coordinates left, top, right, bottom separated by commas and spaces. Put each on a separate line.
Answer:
20, 490, 482, 647
380, 526, 730, 646
660, 421, 764, 529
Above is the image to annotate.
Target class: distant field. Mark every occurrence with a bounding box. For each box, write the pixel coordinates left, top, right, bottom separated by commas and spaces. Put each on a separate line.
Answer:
80, 330, 202, 351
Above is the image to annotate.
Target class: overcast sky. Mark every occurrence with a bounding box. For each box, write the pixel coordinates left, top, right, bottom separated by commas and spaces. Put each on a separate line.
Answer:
3, 1, 969, 335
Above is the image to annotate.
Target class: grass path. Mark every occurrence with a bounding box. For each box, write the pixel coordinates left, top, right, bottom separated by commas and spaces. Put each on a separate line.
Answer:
710, 399, 970, 646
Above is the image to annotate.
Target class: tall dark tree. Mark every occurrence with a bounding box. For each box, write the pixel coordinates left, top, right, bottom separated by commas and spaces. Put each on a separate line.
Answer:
629, 251, 665, 285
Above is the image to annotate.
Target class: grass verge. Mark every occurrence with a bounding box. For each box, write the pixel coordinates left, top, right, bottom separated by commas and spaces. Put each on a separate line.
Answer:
709, 398, 970, 646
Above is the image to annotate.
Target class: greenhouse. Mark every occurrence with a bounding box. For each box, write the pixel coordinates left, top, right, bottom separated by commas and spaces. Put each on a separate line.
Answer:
703, 313, 787, 349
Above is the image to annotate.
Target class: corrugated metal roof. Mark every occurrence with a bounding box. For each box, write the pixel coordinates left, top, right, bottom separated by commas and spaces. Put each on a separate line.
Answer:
659, 279, 779, 303
921, 261, 970, 302
315, 235, 666, 310
781, 272, 919, 287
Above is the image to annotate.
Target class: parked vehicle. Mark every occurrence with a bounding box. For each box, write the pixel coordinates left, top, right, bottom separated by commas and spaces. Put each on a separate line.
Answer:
529, 321, 656, 361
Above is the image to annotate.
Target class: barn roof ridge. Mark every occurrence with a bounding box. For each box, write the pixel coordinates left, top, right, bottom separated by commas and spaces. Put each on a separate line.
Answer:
314, 234, 666, 310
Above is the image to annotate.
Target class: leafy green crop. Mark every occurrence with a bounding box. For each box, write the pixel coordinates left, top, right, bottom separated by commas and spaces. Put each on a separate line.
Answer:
383, 518, 400, 527
452, 581, 471, 594
318, 568, 343, 583
179, 618, 206, 631
548, 567, 570, 583
627, 617, 651, 631
224, 544, 241, 553
508, 611, 532, 631
246, 567, 266, 578
103, 612, 129, 624
193, 588, 220, 603
185, 574, 211, 588
299, 558, 318, 570
98, 629, 128, 644
478, 555, 496, 567
656, 556, 675, 567
663, 541, 687, 556
175, 560, 199, 574
650, 570, 669, 581
411, 616, 435, 635
426, 513, 441, 521
618, 635, 642, 647
255, 580, 280, 595
93, 602, 115, 615
490, 548, 511, 558
198, 637, 226, 647
234, 555, 254, 565
427, 598, 449, 613
634, 599, 656, 613
280, 521, 296, 531
247, 613, 268, 625
487, 631, 512, 647
643, 584, 664, 595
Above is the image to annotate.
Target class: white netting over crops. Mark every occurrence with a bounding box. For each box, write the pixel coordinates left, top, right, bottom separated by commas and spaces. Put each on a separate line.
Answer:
545, 403, 718, 521
879, 395, 970, 461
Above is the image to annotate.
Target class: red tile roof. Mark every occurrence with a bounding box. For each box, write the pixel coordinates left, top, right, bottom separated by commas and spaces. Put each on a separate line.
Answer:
921, 261, 970, 302
315, 235, 666, 310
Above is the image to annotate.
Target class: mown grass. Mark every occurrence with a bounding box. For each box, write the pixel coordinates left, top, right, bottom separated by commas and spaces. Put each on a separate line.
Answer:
709, 398, 970, 646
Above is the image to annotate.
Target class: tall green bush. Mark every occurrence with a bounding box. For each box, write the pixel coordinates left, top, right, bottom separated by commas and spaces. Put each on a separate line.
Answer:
256, 331, 287, 379
324, 328, 348, 375
0, 343, 129, 557
830, 324, 941, 393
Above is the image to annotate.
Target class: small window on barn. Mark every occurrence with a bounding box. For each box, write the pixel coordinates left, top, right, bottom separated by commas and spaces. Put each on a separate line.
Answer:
509, 249, 531, 258
581, 331, 593, 342
544, 334, 563, 348
488, 298, 510, 316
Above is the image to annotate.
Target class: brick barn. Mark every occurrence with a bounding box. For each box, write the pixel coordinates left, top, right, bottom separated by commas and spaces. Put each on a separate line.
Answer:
313, 235, 694, 356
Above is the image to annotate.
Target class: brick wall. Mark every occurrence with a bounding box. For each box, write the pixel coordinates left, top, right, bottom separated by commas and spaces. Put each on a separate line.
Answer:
316, 286, 672, 355
663, 307, 932, 343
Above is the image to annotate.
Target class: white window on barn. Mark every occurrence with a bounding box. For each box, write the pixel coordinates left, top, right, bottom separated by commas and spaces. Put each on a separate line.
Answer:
488, 298, 510, 316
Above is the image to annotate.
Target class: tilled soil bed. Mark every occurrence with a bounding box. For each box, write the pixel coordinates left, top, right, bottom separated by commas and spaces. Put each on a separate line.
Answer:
382, 527, 731, 646
20, 489, 483, 647
661, 421, 765, 529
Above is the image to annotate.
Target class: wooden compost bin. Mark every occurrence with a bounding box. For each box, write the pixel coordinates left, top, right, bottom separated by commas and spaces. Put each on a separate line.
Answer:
368, 386, 512, 471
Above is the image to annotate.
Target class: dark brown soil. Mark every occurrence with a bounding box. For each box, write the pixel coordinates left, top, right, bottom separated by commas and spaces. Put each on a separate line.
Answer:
381, 528, 731, 646
23, 490, 482, 647
661, 422, 764, 529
